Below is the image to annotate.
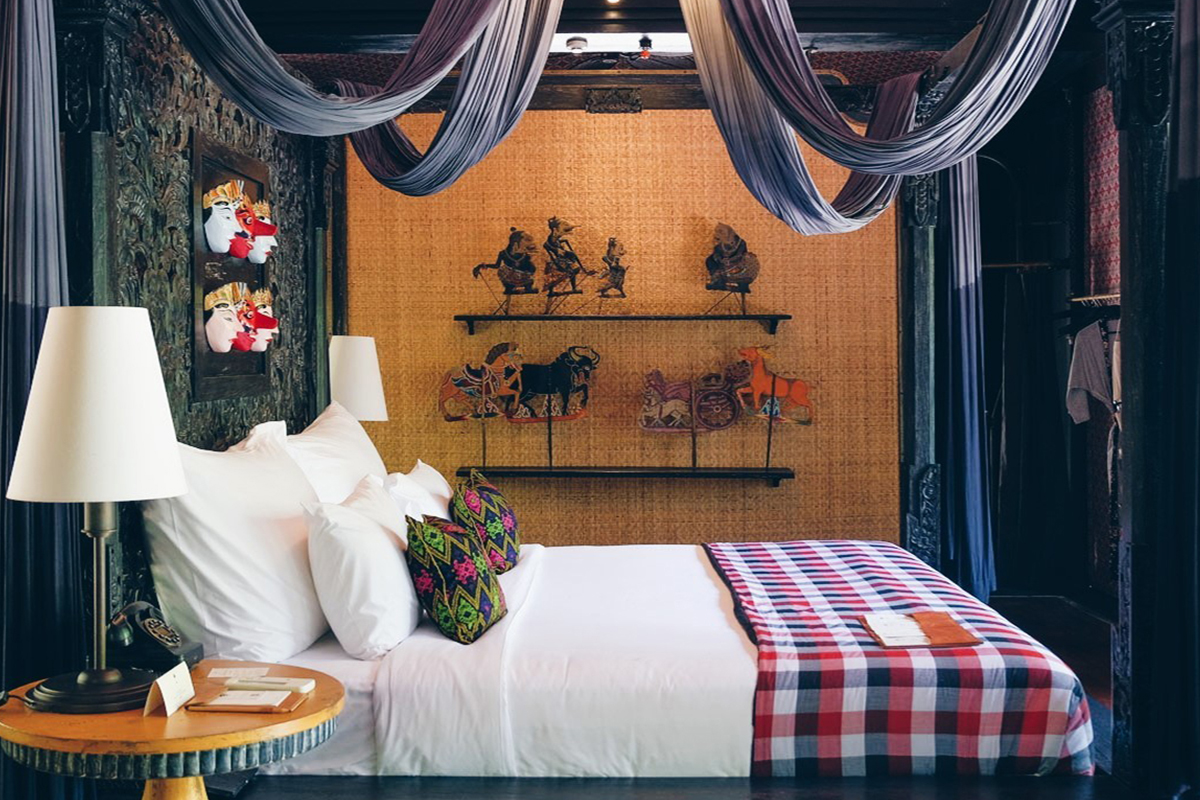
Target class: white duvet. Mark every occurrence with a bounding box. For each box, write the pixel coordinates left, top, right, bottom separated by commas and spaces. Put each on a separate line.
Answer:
367, 543, 757, 777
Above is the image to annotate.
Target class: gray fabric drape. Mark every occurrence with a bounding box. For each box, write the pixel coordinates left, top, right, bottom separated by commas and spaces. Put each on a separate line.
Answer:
718, 0, 1075, 175
681, 0, 1072, 234
1, 0, 89, 797
337, 0, 562, 196
939, 157, 997, 601
680, 0, 918, 234
159, 0, 562, 195
157, 0, 505, 136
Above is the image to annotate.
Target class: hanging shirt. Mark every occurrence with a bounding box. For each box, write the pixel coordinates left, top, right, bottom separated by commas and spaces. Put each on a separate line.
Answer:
1066, 321, 1113, 424
1066, 318, 1122, 504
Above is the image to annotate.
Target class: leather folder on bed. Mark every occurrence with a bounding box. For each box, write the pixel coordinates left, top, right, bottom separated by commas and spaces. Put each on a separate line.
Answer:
859, 611, 982, 649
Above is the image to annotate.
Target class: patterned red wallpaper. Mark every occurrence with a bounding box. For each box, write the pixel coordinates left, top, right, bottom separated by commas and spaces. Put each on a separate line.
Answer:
1084, 88, 1121, 295
1082, 87, 1121, 598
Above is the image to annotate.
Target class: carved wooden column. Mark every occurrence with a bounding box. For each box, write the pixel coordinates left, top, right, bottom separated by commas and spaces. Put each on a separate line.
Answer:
1094, 0, 1173, 786
55, 0, 133, 307
898, 171, 942, 570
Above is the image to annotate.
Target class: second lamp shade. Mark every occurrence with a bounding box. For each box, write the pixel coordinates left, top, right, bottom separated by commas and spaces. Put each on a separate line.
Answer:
329, 335, 388, 421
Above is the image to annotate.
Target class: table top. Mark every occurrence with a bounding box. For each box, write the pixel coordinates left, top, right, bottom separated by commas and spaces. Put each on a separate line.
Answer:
0, 660, 344, 757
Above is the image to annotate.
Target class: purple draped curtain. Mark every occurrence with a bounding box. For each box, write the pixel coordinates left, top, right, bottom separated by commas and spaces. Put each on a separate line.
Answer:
718, 0, 1075, 174
158, 0, 562, 196
157, 0, 504, 136
938, 157, 997, 600
1, 0, 90, 797
336, 0, 561, 196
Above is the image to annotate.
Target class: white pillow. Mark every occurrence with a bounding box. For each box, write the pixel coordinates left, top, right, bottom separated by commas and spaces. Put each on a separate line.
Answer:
307, 476, 420, 660
383, 463, 452, 521
142, 433, 327, 662
253, 402, 387, 503
406, 459, 453, 507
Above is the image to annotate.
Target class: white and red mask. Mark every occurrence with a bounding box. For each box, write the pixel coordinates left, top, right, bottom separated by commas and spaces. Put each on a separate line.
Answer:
247, 205, 279, 265
249, 299, 278, 352
204, 199, 241, 255
205, 301, 242, 353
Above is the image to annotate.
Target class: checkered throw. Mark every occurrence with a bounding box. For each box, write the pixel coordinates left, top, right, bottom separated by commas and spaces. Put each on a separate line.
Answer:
704, 540, 1094, 777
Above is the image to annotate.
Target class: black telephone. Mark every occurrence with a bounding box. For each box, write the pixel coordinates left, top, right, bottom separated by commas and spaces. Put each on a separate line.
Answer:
108, 602, 203, 674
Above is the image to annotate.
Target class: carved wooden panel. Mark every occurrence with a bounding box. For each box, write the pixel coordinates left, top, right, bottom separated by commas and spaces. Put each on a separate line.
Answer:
57, 0, 326, 615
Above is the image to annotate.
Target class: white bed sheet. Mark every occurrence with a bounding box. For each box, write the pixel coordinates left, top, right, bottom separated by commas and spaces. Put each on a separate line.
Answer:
373, 543, 757, 777
259, 634, 381, 775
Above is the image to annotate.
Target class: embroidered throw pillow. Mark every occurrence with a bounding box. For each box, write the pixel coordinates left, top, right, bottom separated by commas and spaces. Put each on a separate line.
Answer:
405, 515, 507, 644
450, 470, 521, 574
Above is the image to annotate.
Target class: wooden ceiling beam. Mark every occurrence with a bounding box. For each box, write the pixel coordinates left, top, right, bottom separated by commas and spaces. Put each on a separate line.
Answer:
244, 0, 988, 54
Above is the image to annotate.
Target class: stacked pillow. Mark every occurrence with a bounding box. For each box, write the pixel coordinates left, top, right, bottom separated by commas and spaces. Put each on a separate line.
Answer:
143, 401, 527, 660
450, 469, 521, 573
383, 460, 453, 521
306, 475, 421, 659
404, 515, 507, 644
142, 432, 326, 662
250, 402, 387, 503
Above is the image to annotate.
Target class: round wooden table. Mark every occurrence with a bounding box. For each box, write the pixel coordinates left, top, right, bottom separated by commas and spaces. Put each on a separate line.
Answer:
0, 659, 344, 800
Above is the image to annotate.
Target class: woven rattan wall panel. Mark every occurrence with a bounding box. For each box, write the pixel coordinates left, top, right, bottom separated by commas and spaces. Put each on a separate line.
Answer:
346, 110, 899, 546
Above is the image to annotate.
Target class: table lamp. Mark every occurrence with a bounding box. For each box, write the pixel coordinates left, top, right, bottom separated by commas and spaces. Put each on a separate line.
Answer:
5, 307, 187, 713
329, 335, 388, 421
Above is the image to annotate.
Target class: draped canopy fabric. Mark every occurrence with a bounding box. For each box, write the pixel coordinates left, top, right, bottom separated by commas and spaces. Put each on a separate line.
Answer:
718, 0, 1076, 175
681, 0, 1075, 235
338, 0, 563, 196
159, 0, 563, 196
680, 0, 918, 234
157, 0, 505, 136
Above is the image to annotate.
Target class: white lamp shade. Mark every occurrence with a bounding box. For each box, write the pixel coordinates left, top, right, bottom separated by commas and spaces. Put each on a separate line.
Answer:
329, 336, 388, 421
6, 307, 187, 503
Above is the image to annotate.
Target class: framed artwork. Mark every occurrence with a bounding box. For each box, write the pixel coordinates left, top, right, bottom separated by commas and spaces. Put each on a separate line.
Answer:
191, 133, 281, 402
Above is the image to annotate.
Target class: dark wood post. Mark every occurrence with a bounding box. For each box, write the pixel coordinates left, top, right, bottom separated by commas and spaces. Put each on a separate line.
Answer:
898, 171, 942, 570
1093, 0, 1173, 786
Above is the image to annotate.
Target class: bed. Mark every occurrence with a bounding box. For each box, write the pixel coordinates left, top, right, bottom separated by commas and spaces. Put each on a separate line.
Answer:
145, 408, 1091, 778
261, 541, 1093, 778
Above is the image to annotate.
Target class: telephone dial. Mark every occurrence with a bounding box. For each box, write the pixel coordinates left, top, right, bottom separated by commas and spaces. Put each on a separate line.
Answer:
107, 601, 203, 674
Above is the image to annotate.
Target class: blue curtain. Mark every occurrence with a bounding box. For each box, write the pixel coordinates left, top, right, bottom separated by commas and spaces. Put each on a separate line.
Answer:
938, 157, 997, 601
0, 0, 91, 797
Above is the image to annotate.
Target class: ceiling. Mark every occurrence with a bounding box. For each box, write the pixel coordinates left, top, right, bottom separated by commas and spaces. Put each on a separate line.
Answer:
283, 51, 945, 89
244, 0, 994, 53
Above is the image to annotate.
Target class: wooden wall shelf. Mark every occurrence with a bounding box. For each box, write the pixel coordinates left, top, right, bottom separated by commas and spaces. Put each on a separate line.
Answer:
456, 466, 795, 488
454, 313, 792, 335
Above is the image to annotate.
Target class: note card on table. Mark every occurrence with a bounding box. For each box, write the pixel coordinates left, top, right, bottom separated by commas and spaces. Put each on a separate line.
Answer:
207, 667, 270, 679
143, 662, 195, 717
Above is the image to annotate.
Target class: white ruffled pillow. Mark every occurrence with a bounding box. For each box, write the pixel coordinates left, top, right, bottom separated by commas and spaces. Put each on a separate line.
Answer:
307, 475, 420, 660
252, 402, 387, 503
383, 461, 453, 521
142, 432, 327, 662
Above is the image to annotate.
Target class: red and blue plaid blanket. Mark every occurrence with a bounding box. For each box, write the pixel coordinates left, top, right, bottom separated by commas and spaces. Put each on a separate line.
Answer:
704, 539, 1094, 777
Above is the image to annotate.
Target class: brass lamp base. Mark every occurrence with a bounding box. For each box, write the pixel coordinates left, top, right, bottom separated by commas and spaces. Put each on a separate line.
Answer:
27, 667, 156, 714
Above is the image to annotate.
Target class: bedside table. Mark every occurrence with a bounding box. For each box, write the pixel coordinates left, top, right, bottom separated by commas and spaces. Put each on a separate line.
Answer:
0, 659, 344, 800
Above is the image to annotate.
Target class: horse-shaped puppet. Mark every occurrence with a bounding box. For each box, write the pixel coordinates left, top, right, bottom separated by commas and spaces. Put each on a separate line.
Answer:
439, 342, 523, 421
736, 346, 814, 424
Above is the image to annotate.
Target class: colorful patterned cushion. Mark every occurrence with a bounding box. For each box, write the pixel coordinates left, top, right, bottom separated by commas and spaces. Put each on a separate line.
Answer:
450, 470, 521, 574
404, 515, 507, 644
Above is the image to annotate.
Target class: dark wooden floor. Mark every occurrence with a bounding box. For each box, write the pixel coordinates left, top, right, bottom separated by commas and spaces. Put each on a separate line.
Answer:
990, 595, 1113, 707
239, 776, 1132, 799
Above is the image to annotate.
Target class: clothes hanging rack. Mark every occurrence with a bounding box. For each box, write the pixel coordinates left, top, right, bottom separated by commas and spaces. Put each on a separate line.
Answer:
981, 261, 1062, 271
1057, 293, 1121, 335
1068, 293, 1121, 307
